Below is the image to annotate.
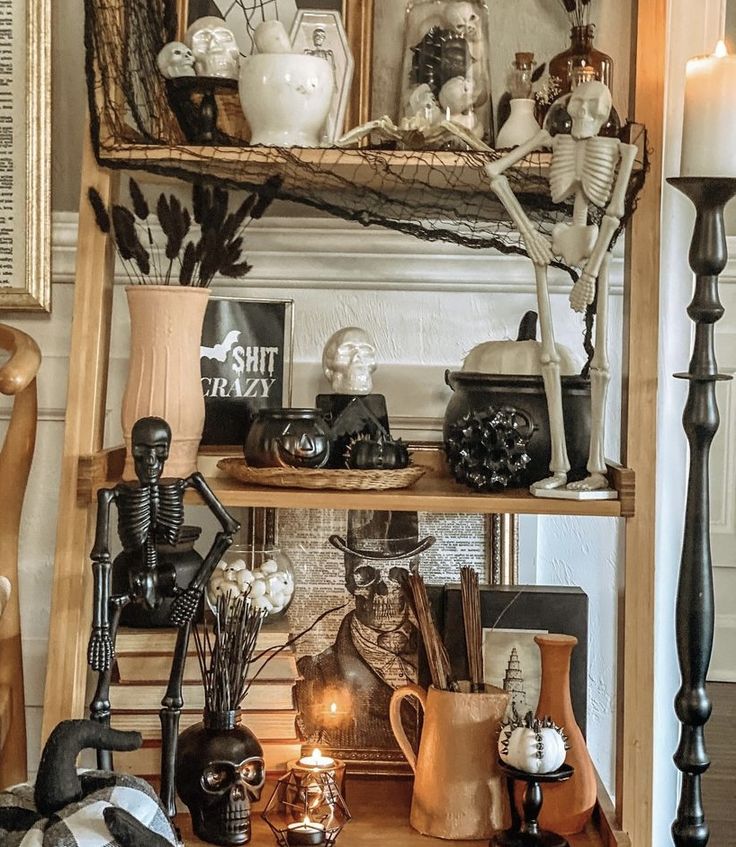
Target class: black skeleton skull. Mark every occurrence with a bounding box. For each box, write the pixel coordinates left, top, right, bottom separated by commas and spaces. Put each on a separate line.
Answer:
176, 721, 265, 846
131, 417, 171, 486
346, 555, 416, 632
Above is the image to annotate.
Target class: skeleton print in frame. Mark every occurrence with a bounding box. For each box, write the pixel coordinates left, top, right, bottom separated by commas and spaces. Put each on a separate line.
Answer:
290, 11, 354, 144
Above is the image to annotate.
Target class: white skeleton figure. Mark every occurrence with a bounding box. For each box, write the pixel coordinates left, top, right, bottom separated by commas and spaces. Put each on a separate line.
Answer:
157, 41, 196, 79
185, 16, 240, 80
486, 80, 637, 495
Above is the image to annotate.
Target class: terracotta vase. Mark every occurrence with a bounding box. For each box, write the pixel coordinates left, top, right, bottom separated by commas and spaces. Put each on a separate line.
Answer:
390, 682, 511, 840
122, 285, 209, 480
533, 634, 596, 835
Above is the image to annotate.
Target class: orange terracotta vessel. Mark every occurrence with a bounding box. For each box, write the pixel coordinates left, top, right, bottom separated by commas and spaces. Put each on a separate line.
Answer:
530, 633, 596, 835
121, 285, 209, 480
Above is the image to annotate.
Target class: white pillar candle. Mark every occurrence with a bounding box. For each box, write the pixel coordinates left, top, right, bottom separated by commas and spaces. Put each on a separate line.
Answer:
681, 41, 736, 177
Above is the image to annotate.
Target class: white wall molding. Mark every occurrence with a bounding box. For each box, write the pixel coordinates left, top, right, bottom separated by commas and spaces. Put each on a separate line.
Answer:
52, 212, 625, 295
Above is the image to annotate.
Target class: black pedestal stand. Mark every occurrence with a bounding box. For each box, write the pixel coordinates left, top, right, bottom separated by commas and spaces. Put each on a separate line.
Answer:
492, 762, 574, 847
667, 176, 736, 847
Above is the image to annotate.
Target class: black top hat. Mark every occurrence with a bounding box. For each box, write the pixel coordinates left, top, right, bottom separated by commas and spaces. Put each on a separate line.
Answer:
329, 510, 435, 561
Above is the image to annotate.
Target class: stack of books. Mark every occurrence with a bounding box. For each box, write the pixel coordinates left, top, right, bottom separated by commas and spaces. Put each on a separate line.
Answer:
109, 621, 301, 777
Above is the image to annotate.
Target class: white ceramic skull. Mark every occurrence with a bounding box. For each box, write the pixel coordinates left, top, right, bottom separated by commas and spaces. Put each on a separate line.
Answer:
254, 20, 292, 54
322, 327, 378, 395
439, 77, 481, 136
406, 83, 442, 126
157, 41, 196, 79
445, 2, 481, 41
186, 16, 240, 80
568, 79, 613, 140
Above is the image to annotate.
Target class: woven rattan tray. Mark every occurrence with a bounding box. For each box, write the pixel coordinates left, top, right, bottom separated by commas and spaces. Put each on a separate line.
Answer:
217, 458, 426, 491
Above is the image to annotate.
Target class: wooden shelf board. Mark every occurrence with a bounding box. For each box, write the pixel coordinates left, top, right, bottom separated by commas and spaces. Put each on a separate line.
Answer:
176, 776, 629, 847
77, 447, 634, 518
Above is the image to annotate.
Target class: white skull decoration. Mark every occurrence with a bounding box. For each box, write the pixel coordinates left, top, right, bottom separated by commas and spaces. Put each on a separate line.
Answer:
322, 327, 378, 395
445, 2, 481, 41
186, 16, 240, 80
568, 80, 613, 140
156, 41, 196, 79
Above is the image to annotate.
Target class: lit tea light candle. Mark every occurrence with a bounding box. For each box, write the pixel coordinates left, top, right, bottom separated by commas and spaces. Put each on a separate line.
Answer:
286, 816, 326, 847
681, 41, 736, 177
298, 748, 336, 770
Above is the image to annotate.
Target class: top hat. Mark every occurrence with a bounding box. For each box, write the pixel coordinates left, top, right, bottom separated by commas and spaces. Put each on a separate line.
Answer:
329, 510, 435, 561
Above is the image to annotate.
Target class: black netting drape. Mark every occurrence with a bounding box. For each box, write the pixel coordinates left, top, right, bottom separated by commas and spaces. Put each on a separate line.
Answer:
83, 0, 648, 274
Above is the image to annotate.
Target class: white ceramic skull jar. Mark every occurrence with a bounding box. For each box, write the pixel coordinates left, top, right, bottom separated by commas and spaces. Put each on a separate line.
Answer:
445, 1, 481, 41
568, 79, 613, 140
157, 41, 196, 79
322, 327, 378, 395
186, 16, 240, 80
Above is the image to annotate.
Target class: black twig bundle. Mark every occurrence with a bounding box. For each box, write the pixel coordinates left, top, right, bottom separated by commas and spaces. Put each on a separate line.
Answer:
406, 573, 457, 692
460, 567, 483, 692
558, 0, 592, 26
87, 178, 265, 287
192, 593, 267, 714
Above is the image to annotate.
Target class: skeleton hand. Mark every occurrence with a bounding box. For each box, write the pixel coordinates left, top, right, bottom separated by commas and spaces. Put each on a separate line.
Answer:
570, 268, 597, 313
522, 229, 554, 267
88, 626, 114, 672
170, 587, 200, 627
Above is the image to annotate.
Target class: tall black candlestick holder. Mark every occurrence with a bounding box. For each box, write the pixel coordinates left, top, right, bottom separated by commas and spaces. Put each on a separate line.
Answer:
666, 176, 736, 847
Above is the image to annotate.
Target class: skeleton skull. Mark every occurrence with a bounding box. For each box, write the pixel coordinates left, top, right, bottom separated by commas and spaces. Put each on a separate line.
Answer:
131, 417, 171, 487
346, 556, 415, 632
157, 41, 196, 79
568, 80, 613, 140
322, 327, 378, 395
177, 725, 266, 846
186, 16, 240, 80
445, 2, 481, 41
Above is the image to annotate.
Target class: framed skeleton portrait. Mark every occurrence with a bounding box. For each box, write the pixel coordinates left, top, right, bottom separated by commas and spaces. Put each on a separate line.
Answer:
0, 0, 51, 312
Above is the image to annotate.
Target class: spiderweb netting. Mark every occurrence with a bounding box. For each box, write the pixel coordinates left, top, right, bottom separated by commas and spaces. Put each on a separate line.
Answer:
84, 0, 648, 271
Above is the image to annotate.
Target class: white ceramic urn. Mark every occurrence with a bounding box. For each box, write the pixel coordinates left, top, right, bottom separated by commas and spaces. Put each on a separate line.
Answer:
240, 53, 334, 147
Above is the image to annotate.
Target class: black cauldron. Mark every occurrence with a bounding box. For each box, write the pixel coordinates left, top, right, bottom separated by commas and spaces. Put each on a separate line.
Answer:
444, 371, 592, 489
244, 408, 331, 469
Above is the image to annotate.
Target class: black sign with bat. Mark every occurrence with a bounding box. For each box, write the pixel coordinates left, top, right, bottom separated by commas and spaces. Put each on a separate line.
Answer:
199, 297, 293, 446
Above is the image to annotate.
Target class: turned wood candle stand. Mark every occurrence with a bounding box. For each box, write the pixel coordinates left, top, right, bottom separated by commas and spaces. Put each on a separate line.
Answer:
667, 176, 736, 847
492, 761, 574, 847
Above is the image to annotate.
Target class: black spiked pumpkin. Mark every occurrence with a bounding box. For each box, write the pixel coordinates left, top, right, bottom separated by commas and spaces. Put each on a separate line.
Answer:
345, 435, 410, 470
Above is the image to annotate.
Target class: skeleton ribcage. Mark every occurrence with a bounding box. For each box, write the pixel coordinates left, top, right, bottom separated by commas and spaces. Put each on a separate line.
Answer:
549, 136, 621, 208
117, 481, 185, 550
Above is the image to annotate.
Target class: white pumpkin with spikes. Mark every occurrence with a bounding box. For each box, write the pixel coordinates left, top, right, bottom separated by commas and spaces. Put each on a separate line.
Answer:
498, 709, 569, 775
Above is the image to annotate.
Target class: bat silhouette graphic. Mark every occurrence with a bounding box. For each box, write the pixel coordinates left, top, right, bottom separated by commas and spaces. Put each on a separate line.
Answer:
200, 330, 241, 363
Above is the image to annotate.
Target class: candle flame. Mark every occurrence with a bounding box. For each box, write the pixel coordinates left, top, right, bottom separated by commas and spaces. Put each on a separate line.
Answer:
313, 748, 322, 759
330, 703, 338, 714
715, 40, 728, 58
303, 816, 312, 826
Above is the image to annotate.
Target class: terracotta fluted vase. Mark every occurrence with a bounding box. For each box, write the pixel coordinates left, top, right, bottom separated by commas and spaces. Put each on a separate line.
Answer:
532, 634, 596, 835
122, 285, 209, 480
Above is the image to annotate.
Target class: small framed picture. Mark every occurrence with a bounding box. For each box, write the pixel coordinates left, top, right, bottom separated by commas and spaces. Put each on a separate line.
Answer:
199, 296, 294, 447
441, 584, 589, 734
290, 10, 354, 144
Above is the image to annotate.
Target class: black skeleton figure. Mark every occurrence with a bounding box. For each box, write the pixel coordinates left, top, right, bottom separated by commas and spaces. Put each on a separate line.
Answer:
87, 417, 239, 819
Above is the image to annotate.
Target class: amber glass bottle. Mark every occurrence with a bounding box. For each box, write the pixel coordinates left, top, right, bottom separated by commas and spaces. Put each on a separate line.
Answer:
549, 24, 613, 96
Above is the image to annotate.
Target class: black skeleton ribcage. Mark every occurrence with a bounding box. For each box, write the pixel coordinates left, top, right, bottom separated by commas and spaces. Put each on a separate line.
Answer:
117, 481, 186, 551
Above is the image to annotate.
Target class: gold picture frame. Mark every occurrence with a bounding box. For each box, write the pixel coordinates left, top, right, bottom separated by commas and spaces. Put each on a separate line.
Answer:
175, 0, 372, 132
0, 0, 51, 312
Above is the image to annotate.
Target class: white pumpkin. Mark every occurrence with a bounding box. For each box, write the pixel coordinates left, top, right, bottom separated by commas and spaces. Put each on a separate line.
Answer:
498, 711, 568, 775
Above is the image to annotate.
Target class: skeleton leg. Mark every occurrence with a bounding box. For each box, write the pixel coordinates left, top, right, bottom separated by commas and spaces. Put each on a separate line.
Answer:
89, 597, 128, 770
568, 254, 612, 492
532, 263, 570, 491
160, 620, 192, 819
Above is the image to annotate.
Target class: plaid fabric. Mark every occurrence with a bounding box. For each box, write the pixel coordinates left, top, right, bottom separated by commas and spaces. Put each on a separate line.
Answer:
0, 771, 178, 847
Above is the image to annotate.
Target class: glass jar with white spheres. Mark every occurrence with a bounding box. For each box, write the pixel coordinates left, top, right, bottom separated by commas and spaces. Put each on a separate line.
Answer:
399, 0, 493, 144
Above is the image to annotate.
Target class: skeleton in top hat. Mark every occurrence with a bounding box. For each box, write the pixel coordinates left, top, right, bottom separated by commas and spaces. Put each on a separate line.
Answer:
294, 511, 435, 758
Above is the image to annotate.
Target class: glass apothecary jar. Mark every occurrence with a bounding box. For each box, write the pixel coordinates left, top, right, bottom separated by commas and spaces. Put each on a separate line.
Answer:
549, 24, 613, 97
398, 0, 494, 144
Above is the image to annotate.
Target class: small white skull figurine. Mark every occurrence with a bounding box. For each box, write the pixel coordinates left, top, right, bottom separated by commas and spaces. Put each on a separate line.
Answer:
439, 77, 482, 137
445, 1, 481, 41
186, 16, 240, 80
157, 41, 196, 79
568, 79, 613, 140
323, 327, 378, 395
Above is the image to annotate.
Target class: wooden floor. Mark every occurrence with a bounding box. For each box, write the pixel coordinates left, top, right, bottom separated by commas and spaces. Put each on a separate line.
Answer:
704, 683, 736, 845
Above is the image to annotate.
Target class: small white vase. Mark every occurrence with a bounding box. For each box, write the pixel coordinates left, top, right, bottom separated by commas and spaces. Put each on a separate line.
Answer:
239, 53, 334, 147
496, 98, 540, 149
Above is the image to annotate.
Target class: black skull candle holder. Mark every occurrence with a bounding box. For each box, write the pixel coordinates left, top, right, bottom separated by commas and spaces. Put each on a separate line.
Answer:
262, 758, 351, 847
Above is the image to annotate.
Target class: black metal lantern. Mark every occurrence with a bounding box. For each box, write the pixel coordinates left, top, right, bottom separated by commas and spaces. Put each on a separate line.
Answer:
262, 764, 351, 847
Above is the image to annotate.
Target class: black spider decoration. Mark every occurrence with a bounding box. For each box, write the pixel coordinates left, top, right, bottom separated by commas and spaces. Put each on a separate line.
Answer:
410, 26, 471, 99
445, 407, 534, 491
